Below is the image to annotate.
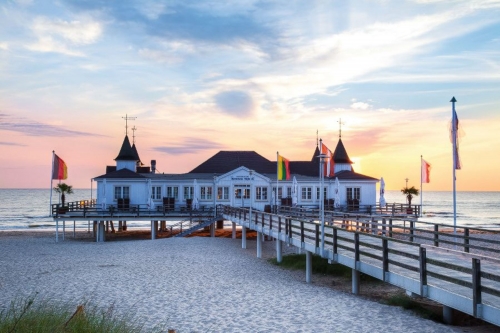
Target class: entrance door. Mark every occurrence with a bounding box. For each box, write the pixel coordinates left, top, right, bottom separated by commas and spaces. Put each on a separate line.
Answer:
234, 185, 251, 207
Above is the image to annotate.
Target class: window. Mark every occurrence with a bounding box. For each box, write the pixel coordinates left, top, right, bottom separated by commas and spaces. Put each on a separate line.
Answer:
301, 187, 312, 200
200, 186, 213, 200
184, 186, 193, 199
316, 187, 328, 200
217, 187, 229, 200
256, 187, 268, 200
286, 187, 292, 198
272, 187, 283, 199
346, 187, 360, 200
166, 186, 179, 199
114, 186, 130, 200
151, 186, 162, 200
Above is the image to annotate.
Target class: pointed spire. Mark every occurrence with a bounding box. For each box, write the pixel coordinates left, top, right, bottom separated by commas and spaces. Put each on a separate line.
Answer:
114, 135, 138, 161
333, 138, 353, 164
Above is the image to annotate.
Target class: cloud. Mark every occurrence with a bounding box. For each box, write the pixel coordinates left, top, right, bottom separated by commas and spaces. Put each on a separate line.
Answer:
215, 90, 255, 117
0, 113, 105, 137
0, 141, 26, 147
351, 102, 371, 110
26, 16, 103, 56
152, 137, 225, 155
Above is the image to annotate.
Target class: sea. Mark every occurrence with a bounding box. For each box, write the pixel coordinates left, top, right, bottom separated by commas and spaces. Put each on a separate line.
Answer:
0, 189, 499, 230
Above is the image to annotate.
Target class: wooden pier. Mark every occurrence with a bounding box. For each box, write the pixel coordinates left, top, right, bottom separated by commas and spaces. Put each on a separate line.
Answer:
221, 206, 500, 327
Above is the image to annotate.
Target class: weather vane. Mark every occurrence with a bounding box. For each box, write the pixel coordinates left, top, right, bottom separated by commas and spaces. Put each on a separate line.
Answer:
122, 114, 137, 136
131, 126, 137, 144
337, 118, 345, 138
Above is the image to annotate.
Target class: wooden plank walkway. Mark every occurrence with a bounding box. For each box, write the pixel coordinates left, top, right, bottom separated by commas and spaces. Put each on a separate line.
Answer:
221, 206, 500, 327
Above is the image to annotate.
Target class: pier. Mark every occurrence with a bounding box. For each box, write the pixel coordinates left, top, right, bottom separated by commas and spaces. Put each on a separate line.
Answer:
52, 200, 500, 328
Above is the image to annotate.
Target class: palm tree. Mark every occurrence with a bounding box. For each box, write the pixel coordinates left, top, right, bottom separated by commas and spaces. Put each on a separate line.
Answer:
401, 186, 419, 206
54, 183, 73, 207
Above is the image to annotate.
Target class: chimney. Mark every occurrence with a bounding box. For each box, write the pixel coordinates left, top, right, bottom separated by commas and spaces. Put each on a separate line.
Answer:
151, 160, 156, 174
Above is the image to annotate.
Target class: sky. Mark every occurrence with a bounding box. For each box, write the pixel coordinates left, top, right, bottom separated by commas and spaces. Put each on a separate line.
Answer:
1, 0, 500, 191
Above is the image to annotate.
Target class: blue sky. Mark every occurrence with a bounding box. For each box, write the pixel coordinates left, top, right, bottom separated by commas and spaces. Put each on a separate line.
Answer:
1, 0, 500, 190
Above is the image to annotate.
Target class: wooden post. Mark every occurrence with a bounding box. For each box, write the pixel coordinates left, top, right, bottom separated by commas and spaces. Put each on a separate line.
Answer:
300, 221, 305, 244
464, 228, 470, 253
409, 221, 414, 242
434, 224, 439, 247
333, 228, 338, 254
315, 223, 320, 249
388, 218, 393, 238
419, 247, 427, 297
472, 258, 481, 318
232, 222, 236, 239
382, 238, 389, 281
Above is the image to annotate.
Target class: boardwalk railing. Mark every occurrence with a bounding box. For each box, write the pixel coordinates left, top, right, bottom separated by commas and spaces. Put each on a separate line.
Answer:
221, 205, 500, 327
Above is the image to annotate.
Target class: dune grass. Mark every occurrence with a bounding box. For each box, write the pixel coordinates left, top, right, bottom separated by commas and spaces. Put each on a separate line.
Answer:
269, 254, 442, 322
269, 253, 379, 282
0, 296, 166, 333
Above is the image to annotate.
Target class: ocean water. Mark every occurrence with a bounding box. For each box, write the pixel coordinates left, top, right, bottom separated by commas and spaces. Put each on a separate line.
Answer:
0, 189, 499, 230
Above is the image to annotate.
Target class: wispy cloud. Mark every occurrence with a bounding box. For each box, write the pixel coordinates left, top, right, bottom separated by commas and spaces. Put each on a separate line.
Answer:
26, 16, 103, 56
152, 137, 225, 155
0, 141, 26, 146
0, 113, 105, 137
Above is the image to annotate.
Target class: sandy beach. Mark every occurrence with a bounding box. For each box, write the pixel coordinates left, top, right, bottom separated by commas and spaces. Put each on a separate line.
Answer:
0, 230, 496, 333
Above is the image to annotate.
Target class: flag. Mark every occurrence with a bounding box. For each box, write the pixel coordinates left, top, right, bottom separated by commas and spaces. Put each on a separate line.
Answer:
451, 109, 461, 170
277, 154, 290, 180
52, 154, 68, 180
320, 141, 335, 177
421, 159, 431, 183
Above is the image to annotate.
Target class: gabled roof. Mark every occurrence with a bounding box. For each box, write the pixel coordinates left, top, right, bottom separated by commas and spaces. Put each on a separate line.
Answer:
333, 138, 353, 164
189, 151, 275, 174
114, 135, 137, 161
94, 168, 146, 179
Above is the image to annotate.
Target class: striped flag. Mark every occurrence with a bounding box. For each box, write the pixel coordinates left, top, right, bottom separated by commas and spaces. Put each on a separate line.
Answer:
421, 159, 431, 183
320, 141, 335, 177
277, 154, 290, 180
52, 154, 68, 180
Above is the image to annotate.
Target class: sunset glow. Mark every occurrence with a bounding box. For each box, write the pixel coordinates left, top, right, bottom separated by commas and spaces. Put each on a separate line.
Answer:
1, 1, 499, 191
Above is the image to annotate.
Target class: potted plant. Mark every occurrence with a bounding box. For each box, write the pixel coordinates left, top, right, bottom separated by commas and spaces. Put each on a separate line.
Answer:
54, 183, 73, 213
401, 186, 419, 214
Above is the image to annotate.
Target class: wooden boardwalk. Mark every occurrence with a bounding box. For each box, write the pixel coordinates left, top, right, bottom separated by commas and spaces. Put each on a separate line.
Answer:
221, 206, 500, 327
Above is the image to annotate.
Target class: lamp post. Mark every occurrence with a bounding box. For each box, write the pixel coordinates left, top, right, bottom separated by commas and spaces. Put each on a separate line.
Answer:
318, 153, 327, 256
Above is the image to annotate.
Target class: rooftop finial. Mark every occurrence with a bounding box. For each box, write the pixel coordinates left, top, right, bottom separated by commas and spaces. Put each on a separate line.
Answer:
316, 129, 319, 147
337, 118, 345, 138
122, 114, 137, 136
131, 126, 137, 144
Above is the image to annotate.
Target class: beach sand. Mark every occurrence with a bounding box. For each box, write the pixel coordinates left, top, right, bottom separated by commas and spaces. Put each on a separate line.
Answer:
0, 230, 499, 333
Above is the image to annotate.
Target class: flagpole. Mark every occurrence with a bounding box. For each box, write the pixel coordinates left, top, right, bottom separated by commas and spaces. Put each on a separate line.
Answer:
276, 151, 279, 213
451, 97, 458, 243
420, 155, 423, 217
49, 151, 55, 216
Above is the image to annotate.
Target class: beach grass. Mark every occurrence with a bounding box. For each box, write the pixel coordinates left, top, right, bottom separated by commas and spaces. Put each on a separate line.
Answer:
0, 296, 166, 333
269, 253, 380, 282
384, 293, 442, 321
